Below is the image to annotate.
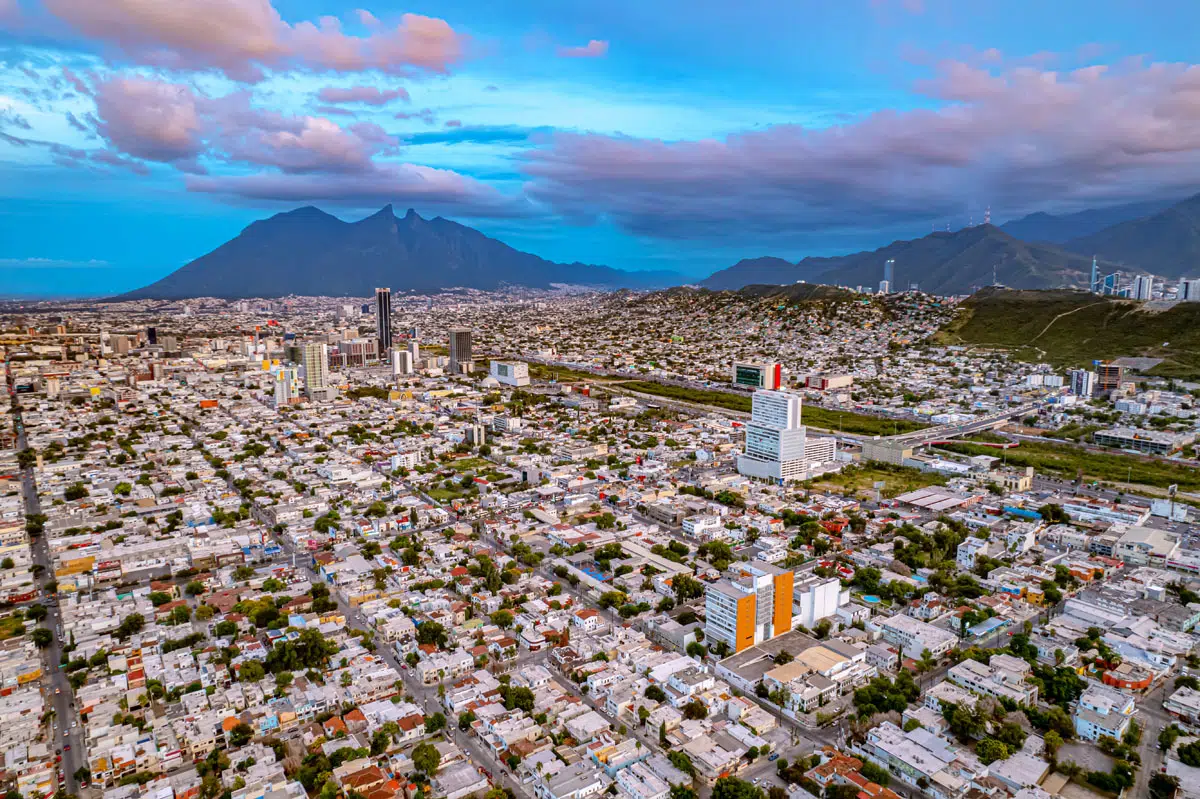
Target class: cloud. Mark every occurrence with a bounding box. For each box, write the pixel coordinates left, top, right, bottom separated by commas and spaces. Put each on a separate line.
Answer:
0, 107, 33, 130
557, 40, 608, 59
92, 76, 204, 162
53, 73, 522, 217
84, 76, 400, 175
317, 85, 410, 105
185, 162, 529, 217
89, 148, 151, 174
394, 108, 435, 124
444, 119, 462, 128
0, 257, 111, 268
521, 57, 1200, 240
40, 0, 465, 80
64, 111, 92, 133
403, 124, 551, 147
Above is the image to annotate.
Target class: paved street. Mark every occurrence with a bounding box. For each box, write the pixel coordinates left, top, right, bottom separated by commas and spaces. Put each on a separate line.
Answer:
1132, 672, 1174, 798
273, 533, 534, 799
12, 392, 86, 795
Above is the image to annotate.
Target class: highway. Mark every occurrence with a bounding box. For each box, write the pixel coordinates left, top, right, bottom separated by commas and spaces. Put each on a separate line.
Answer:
10, 391, 86, 795
883, 402, 1041, 445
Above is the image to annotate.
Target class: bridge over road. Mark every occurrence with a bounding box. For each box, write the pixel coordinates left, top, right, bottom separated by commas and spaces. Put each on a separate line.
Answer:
862, 401, 1042, 463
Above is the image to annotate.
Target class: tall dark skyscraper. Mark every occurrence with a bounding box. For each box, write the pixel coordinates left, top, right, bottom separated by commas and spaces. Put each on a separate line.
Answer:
449, 327, 473, 374
146, 326, 157, 346
375, 287, 392, 358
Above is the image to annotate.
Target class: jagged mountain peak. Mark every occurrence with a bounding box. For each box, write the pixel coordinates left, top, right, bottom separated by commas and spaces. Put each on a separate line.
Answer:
116, 206, 681, 299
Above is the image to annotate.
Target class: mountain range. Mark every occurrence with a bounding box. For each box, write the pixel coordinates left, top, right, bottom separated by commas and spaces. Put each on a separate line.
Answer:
998, 197, 1179, 243
118, 205, 683, 300
1065, 193, 1200, 278
118, 191, 1200, 299
701, 224, 1101, 295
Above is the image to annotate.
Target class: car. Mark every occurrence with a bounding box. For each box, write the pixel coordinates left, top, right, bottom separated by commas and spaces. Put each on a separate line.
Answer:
63, 745, 70, 751
54, 687, 60, 694
63, 730, 68, 738
71, 721, 77, 728
752, 778, 761, 785
769, 753, 779, 762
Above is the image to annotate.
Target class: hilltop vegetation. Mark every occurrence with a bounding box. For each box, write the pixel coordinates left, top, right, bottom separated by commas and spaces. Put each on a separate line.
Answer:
936, 287, 1200, 378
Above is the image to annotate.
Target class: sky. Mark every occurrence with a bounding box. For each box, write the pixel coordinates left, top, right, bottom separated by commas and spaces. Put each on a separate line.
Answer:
3, 0, 1200, 297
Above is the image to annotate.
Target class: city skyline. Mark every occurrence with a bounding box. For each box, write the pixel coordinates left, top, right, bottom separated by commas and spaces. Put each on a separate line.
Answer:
4, 1, 1200, 296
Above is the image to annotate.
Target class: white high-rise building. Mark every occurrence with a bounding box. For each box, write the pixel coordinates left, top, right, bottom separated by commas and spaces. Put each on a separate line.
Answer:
792, 574, 844, 629
737, 390, 833, 482
300, 343, 328, 400
1133, 274, 1155, 300
1178, 278, 1200, 301
1069, 369, 1096, 397
392, 349, 413, 377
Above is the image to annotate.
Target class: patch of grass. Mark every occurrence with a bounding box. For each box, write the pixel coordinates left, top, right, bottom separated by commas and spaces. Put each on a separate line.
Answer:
446, 457, 490, 473
622, 381, 752, 413
0, 615, 27, 641
935, 437, 1200, 492
811, 463, 948, 499
620, 380, 929, 435
936, 287, 1200, 378
428, 487, 468, 503
800, 405, 929, 436
1044, 422, 1104, 443
526, 362, 617, 383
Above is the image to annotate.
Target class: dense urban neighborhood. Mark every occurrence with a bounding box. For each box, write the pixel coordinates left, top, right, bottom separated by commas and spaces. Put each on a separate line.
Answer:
2, 286, 1200, 799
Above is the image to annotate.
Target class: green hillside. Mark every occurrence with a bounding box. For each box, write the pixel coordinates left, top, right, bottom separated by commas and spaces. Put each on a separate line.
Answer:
936, 288, 1200, 378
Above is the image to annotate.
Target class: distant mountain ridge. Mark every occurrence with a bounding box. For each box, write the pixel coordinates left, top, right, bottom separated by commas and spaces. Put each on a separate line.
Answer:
118, 205, 683, 299
1066, 192, 1200, 278
999, 197, 1179, 243
701, 224, 1100, 295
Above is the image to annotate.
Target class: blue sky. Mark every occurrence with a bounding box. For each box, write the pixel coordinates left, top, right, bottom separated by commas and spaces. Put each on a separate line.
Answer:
2, 0, 1200, 296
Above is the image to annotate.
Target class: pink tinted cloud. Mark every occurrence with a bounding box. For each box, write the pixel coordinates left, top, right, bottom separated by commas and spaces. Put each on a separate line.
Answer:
395, 108, 435, 124
558, 40, 608, 59
185, 162, 524, 217
444, 119, 462, 128
317, 85, 409, 105
522, 58, 1200, 239
92, 76, 204, 162
41, 0, 465, 80
70, 73, 520, 216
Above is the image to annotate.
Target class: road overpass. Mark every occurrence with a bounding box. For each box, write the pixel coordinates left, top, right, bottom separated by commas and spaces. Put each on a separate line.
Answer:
883, 401, 1041, 444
